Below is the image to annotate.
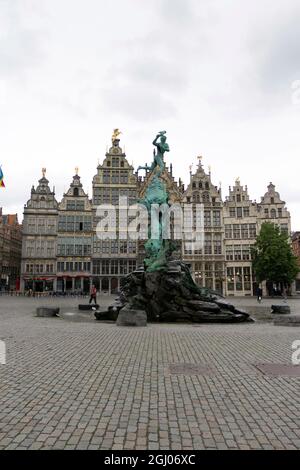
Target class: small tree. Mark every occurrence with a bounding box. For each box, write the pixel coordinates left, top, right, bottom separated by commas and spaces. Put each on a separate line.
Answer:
251, 222, 299, 290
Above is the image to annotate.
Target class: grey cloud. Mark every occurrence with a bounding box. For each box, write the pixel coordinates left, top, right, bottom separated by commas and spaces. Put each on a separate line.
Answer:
253, 9, 300, 94
101, 84, 177, 121
109, 57, 188, 92
160, 0, 196, 25
0, 0, 46, 78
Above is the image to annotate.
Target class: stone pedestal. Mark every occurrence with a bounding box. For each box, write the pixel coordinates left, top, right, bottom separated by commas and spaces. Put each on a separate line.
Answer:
36, 307, 59, 317
111, 261, 253, 324
116, 307, 147, 327
271, 305, 291, 314
78, 304, 99, 311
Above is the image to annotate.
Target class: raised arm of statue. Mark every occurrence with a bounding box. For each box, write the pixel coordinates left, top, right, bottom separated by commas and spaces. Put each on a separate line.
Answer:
152, 134, 160, 146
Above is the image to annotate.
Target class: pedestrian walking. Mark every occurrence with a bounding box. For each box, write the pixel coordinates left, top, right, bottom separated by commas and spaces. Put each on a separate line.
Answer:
257, 287, 262, 303
89, 284, 97, 305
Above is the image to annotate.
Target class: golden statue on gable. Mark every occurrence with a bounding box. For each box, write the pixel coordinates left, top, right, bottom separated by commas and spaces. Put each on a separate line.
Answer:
112, 129, 122, 143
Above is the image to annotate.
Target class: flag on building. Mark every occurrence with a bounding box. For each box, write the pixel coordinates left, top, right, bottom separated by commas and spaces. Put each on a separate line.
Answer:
0, 166, 5, 187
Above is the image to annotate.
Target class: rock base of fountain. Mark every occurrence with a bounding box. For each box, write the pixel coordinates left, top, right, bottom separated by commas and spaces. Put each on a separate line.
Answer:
110, 261, 253, 324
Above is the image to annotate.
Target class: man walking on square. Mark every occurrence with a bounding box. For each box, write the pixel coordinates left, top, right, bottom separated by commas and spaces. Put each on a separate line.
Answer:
257, 286, 262, 303
89, 284, 97, 305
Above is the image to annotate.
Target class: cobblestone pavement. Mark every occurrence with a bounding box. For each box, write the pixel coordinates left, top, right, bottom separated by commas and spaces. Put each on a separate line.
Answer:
0, 297, 299, 450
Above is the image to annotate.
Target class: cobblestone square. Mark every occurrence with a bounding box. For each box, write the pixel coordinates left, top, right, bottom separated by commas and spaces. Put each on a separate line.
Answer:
0, 296, 299, 450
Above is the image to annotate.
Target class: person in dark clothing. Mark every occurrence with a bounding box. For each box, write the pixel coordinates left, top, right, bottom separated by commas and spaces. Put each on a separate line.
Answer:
257, 287, 263, 303
89, 285, 97, 305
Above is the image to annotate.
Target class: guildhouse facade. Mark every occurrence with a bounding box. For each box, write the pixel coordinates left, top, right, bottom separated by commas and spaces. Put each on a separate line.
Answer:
0, 209, 22, 291
182, 158, 225, 295
91, 135, 138, 294
223, 179, 292, 296
19, 131, 294, 296
56, 171, 92, 294
21, 170, 58, 292
223, 179, 258, 296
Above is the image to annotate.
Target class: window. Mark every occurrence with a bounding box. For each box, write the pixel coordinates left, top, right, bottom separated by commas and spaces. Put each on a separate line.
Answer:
37, 219, 45, 233
111, 260, 118, 274
102, 188, 110, 204
226, 246, 234, 260
128, 260, 136, 272
120, 171, 128, 184
93, 188, 101, 205
102, 241, 110, 253
229, 208, 236, 217
102, 260, 110, 275
93, 260, 101, 275
243, 266, 251, 291
76, 201, 84, 211
241, 224, 248, 239
225, 225, 232, 239
111, 240, 118, 253
243, 207, 250, 217
270, 209, 276, 219
236, 194, 241, 202
120, 241, 127, 254
73, 188, 79, 196
213, 211, 221, 226
128, 241, 137, 254
120, 260, 127, 275
111, 188, 119, 205
249, 224, 256, 238
236, 207, 243, 218
112, 157, 119, 167
112, 170, 119, 183
235, 267, 243, 291
103, 170, 110, 184
234, 247, 242, 260
204, 211, 211, 227
264, 208, 269, 218
202, 192, 210, 203
204, 235, 212, 254
57, 262, 64, 272
214, 234, 222, 254
242, 246, 251, 260
233, 225, 241, 239
227, 267, 234, 291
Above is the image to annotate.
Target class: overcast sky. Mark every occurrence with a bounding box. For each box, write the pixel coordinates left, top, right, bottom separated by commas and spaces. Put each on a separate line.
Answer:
0, 0, 300, 229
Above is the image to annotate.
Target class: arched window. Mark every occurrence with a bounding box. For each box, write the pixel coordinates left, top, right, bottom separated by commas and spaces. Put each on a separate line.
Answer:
205, 182, 209, 190
199, 182, 203, 189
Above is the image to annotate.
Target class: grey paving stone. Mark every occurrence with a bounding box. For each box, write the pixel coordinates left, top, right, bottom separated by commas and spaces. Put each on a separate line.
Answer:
0, 296, 300, 450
